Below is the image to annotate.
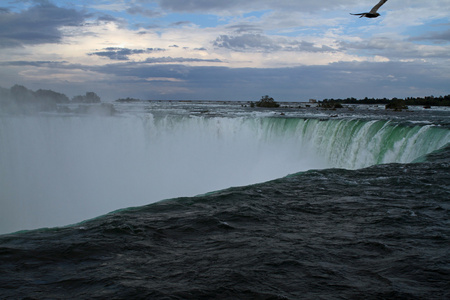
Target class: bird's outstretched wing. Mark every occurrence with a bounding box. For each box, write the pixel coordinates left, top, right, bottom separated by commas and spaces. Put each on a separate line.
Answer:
369, 0, 388, 14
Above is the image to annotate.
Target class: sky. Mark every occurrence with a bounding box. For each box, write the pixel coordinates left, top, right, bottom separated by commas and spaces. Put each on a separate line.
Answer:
0, 0, 449, 101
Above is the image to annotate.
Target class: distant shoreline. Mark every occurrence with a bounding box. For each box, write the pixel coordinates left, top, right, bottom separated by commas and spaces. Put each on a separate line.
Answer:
2, 85, 449, 113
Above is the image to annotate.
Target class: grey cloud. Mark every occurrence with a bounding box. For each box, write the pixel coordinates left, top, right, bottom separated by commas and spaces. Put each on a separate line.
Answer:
89, 60, 449, 100
157, 0, 342, 14
4, 58, 447, 101
0, 3, 88, 48
126, 5, 160, 18
88, 47, 166, 61
158, 0, 242, 13
338, 39, 388, 51
289, 41, 335, 53
0, 60, 93, 74
0, 60, 68, 67
170, 21, 192, 27
408, 29, 450, 44
96, 14, 121, 23
339, 38, 450, 59
90, 61, 191, 81
226, 24, 263, 34
214, 34, 273, 51
214, 34, 335, 53
144, 57, 222, 63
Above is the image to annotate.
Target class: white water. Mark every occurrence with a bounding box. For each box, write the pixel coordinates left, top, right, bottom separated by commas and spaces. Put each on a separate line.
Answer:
1, 112, 449, 234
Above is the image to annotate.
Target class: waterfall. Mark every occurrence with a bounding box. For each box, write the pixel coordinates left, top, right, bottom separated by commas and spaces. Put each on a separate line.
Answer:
1, 113, 449, 233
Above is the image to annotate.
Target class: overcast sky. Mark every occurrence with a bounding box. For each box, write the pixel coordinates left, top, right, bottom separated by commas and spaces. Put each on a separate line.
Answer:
0, 0, 449, 101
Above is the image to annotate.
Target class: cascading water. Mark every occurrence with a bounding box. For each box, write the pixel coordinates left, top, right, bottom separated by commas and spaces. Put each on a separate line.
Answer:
1, 111, 449, 234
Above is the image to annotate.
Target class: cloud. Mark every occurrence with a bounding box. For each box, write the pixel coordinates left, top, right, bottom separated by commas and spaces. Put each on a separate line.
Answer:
408, 28, 450, 44
0, 3, 88, 48
170, 21, 192, 27
126, 5, 161, 18
143, 57, 223, 63
88, 47, 166, 61
73, 59, 448, 100
339, 37, 450, 60
213, 33, 335, 53
157, 0, 349, 14
3, 57, 448, 101
0, 60, 68, 67
96, 14, 122, 24
226, 24, 263, 34
158, 0, 242, 13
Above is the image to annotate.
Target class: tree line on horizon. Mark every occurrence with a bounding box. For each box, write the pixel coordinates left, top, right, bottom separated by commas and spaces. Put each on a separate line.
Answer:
0, 84, 101, 113
320, 95, 450, 107
1, 84, 449, 114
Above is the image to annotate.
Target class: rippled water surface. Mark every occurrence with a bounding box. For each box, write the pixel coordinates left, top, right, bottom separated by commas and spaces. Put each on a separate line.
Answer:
1, 157, 449, 299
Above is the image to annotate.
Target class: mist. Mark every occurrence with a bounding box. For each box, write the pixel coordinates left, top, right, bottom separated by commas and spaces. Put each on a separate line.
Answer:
0, 113, 320, 234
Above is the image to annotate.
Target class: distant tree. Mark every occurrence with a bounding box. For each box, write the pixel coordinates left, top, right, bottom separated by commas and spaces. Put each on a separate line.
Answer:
3, 85, 62, 112
0, 86, 9, 98
256, 95, 279, 108
85, 92, 101, 103
10, 85, 35, 104
0, 86, 12, 110
71, 95, 85, 103
72, 92, 101, 103
35, 89, 70, 104
321, 95, 450, 107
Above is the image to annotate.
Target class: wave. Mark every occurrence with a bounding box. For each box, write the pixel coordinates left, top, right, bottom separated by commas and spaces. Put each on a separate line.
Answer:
1, 113, 449, 233
1, 157, 449, 299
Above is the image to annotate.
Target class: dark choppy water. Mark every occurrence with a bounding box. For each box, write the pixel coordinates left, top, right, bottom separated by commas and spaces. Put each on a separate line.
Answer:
1, 147, 449, 299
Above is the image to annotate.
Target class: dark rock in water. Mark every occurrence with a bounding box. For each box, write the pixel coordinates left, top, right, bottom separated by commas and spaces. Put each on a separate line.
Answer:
256, 95, 280, 108
319, 101, 343, 109
0, 159, 449, 299
386, 99, 408, 111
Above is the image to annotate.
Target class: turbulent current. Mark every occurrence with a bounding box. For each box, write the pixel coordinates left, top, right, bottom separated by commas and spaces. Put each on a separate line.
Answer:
0, 102, 449, 299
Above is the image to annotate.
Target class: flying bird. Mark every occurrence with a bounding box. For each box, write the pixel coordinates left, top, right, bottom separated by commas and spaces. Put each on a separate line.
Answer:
351, 0, 388, 18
